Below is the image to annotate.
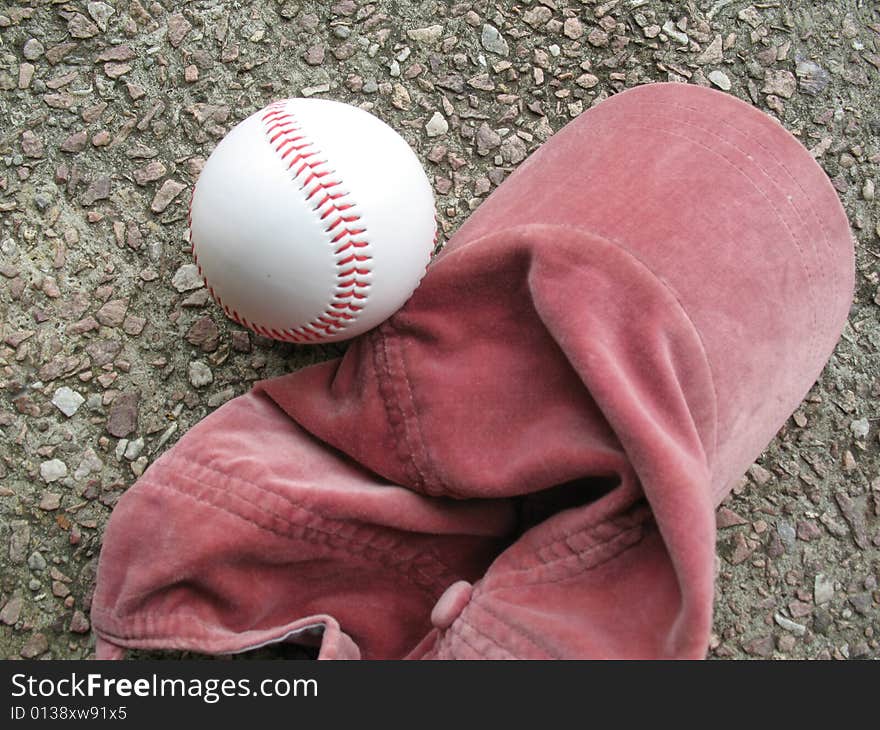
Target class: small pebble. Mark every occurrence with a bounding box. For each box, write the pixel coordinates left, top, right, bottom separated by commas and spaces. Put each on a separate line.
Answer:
425, 111, 448, 137
407, 25, 443, 44
124, 437, 145, 460
774, 613, 806, 636
696, 35, 724, 64
20, 130, 44, 158
563, 18, 584, 40
39, 492, 61, 511
168, 13, 192, 48
708, 70, 732, 91
188, 360, 214, 388
151, 180, 187, 213
850, 418, 870, 438
106, 392, 139, 438
87, 1, 115, 32
0, 596, 23, 625
172, 264, 205, 293
481, 24, 509, 56
303, 45, 325, 65
762, 69, 797, 99
576, 73, 599, 89
52, 386, 85, 417
814, 574, 834, 605
40, 459, 67, 483
662, 20, 689, 45
796, 60, 830, 96
23, 38, 44, 60
69, 610, 90, 634
20, 633, 49, 658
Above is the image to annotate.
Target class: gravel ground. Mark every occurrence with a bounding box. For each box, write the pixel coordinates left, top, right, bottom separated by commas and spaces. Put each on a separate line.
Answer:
0, 0, 878, 661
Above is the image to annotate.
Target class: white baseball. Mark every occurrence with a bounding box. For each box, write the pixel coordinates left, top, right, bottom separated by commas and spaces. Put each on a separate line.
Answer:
188, 98, 436, 343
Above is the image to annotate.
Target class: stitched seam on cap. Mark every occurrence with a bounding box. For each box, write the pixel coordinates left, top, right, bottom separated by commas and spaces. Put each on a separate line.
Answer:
456, 525, 651, 659
482, 520, 648, 589
91, 608, 336, 648
587, 118, 820, 372
372, 326, 431, 491
178, 462, 454, 584
463, 601, 556, 658
368, 327, 419, 487
130, 482, 444, 607
603, 86, 840, 331
443, 619, 495, 659
139, 463, 458, 593
453, 507, 651, 659
386, 326, 441, 495
630, 104, 835, 357
655, 98, 839, 300
454, 615, 521, 659
395, 330, 454, 497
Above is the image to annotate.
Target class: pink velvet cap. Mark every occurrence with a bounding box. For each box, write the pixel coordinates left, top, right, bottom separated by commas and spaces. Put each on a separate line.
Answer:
91, 83, 853, 660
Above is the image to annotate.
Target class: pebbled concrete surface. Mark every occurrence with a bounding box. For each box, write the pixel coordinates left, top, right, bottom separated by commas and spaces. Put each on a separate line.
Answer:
0, 1, 878, 660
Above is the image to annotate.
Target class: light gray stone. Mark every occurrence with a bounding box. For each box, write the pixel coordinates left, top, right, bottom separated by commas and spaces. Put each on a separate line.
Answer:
708, 70, 732, 90
124, 437, 145, 460
481, 24, 509, 56
52, 386, 85, 417
850, 418, 870, 438
74, 447, 103, 481
814, 574, 834, 605
774, 613, 806, 636
172, 264, 205, 292
696, 35, 724, 64
662, 20, 689, 45
87, 2, 115, 32
407, 25, 443, 44
425, 111, 448, 137
23, 38, 44, 60
40, 459, 68, 483
188, 360, 213, 388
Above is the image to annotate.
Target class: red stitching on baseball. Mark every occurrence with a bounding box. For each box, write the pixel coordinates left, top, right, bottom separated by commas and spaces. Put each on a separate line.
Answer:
260, 102, 373, 341
268, 127, 297, 142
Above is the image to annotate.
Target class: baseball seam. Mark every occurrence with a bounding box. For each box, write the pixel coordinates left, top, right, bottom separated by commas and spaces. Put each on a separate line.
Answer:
189, 100, 374, 344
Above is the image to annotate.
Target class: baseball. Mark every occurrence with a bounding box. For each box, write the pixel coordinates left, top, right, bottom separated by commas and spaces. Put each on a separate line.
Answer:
188, 98, 436, 344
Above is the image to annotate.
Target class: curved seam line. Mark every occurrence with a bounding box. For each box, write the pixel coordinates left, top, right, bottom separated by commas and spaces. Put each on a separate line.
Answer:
260, 102, 374, 342
395, 331, 454, 497
91, 608, 334, 645
189, 102, 375, 344
134, 483, 443, 604
376, 327, 429, 491
632, 101, 839, 349
456, 526, 650, 659
444, 619, 497, 659
651, 98, 838, 288
135, 470, 457, 593
454, 616, 521, 659
465, 600, 557, 658
585, 118, 821, 368
479, 520, 647, 585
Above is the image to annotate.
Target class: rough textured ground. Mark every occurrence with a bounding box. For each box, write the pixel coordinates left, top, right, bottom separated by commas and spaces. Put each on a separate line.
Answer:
0, 0, 878, 661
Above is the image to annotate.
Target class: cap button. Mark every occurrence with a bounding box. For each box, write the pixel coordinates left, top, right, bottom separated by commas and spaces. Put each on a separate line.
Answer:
430, 580, 473, 630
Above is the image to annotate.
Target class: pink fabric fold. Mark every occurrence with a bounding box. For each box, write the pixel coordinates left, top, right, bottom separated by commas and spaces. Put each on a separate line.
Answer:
91, 390, 514, 659
91, 83, 853, 659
